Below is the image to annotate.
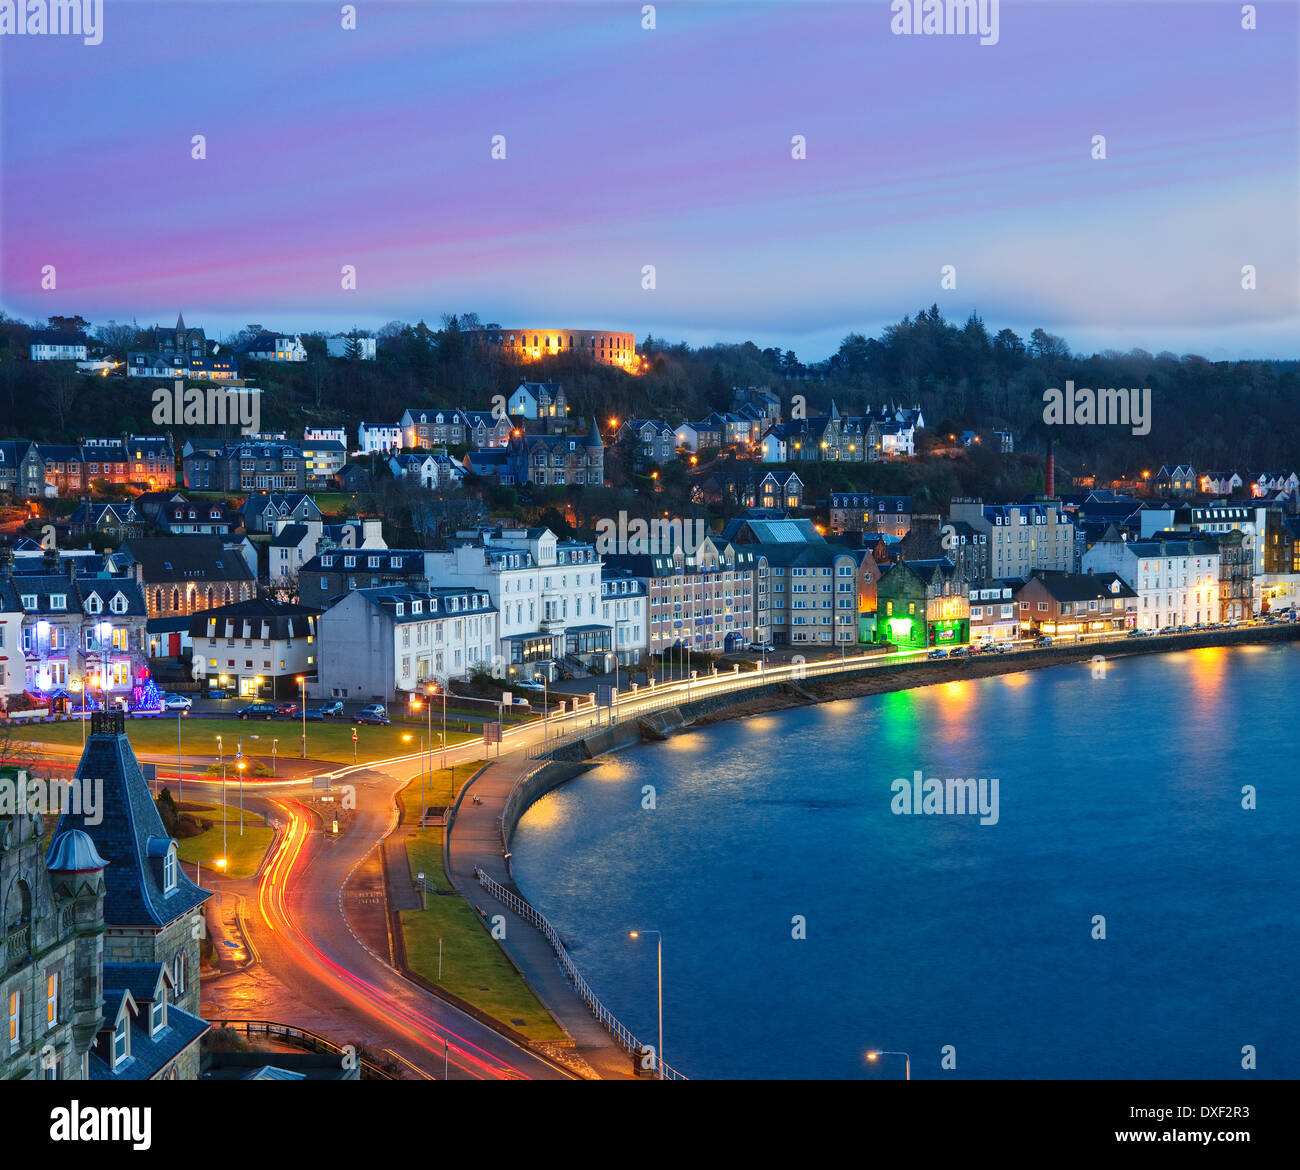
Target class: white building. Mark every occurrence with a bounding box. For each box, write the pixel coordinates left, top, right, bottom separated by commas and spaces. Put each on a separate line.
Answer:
239, 334, 307, 362
303, 426, 348, 444
30, 331, 88, 361
358, 422, 402, 454
316, 586, 497, 700
388, 452, 464, 491
424, 526, 606, 671
188, 600, 318, 700
1082, 529, 1221, 630
325, 335, 377, 359
600, 570, 648, 665
948, 500, 1075, 581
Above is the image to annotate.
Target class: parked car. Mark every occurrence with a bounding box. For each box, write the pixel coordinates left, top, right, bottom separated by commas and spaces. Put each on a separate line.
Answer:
315, 700, 344, 717
359, 703, 387, 719
355, 711, 390, 726
508, 697, 531, 707
303, 708, 326, 721
514, 681, 544, 692
748, 642, 776, 653
926, 648, 949, 660
163, 693, 192, 711
236, 702, 277, 720
207, 689, 228, 699
1035, 635, 1054, 647
274, 702, 300, 717
949, 646, 972, 658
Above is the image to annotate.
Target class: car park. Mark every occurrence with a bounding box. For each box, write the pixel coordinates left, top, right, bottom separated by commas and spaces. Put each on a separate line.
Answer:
236, 702, 277, 720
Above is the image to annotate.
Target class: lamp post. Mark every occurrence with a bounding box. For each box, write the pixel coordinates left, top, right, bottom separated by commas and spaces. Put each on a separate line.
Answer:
216, 735, 226, 859
866, 1049, 911, 1080
271, 738, 277, 777
176, 701, 183, 807
236, 737, 245, 836
430, 681, 445, 770
297, 675, 306, 758
535, 672, 548, 744
628, 929, 664, 1080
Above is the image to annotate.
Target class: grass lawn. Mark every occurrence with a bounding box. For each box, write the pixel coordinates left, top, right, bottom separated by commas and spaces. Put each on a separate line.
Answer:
14, 717, 479, 766
175, 801, 274, 880
399, 833, 566, 1044
396, 763, 565, 1043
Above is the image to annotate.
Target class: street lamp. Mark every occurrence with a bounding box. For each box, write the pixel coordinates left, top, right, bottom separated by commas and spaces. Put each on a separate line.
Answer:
216, 735, 226, 858
403, 733, 424, 827
429, 681, 445, 770
535, 672, 548, 743
866, 1049, 911, 1080
628, 930, 664, 1080
297, 675, 306, 758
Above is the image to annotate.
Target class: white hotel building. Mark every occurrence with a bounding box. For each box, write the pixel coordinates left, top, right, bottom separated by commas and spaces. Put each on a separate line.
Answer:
424, 527, 607, 671
316, 586, 497, 701
1082, 529, 1220, 629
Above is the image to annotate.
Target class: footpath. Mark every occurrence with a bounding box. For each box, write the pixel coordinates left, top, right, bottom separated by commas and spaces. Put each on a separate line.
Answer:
444, 751, 637, 1080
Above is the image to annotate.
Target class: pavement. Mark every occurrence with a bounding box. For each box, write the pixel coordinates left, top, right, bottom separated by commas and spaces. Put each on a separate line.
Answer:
446, 751, 638, 1081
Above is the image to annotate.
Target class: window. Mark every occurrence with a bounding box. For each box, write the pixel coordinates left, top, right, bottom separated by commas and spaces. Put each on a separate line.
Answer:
46, 973, 58, 1029
163, 847, 177, 892
112, 1015, 128, 1065
173, 952, 186, 996
9, 991, 20, 1050
150, 998, 165, 1036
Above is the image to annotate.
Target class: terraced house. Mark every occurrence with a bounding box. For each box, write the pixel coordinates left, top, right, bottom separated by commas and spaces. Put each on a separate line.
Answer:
6, 551, 150, 705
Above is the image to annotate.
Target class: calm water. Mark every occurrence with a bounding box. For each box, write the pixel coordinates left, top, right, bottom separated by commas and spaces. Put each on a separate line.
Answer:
512, 643, 1299, 1079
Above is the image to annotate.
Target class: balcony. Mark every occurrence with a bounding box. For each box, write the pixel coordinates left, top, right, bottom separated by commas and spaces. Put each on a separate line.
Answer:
5, 924, 31, 970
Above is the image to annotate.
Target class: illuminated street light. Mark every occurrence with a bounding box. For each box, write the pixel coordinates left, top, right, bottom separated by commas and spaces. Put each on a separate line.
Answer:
866, 1049, 911, 1080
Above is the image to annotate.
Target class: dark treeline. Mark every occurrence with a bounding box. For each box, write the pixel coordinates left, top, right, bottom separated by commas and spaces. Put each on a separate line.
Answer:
1, 307, 1295, 480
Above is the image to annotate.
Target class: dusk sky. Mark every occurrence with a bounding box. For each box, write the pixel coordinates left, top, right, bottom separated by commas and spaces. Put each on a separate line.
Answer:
2, 0, 1296, 361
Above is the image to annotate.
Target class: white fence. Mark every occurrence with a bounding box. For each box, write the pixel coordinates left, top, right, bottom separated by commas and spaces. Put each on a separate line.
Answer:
474, 866, 686, 1080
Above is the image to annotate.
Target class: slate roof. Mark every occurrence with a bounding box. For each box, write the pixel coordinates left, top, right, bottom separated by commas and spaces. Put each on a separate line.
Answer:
189, 599, 320, 640
1022, 571, 1136, 602
116, 536, 255, 583
89, 996, 208, 1081
53, 728, 210, 927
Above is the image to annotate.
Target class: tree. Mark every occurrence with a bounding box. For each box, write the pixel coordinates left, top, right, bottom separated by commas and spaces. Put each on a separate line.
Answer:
47, 314, 90, 334
94, 319, 138, 357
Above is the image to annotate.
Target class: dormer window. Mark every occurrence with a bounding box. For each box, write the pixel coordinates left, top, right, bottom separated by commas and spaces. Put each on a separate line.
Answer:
150, 997, 166, 1036
112, 1014, 129, 1067
411, 600, 422, 614
394, 602, 404, 617
20, 594, 35, 610
86, 594, 102, 614
49, 594, 66, 611
163, 845, 177, 892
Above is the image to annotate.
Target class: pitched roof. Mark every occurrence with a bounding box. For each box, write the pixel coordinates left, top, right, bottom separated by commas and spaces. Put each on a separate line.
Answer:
116, 536, 255, 582
52, 727, 210, 928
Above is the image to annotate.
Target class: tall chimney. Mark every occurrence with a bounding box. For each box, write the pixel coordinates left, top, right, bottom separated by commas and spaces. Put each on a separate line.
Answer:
1044, 438, 1055, 498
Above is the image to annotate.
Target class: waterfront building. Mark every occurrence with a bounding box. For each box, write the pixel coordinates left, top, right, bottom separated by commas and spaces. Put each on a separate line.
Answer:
605, 535, 758, 656
600, 569, 648, 665
424, 527, 604, 669
875, 558, 969, 650
316, 586, 496, 700
947, 498, 1075, 581
968, 580, 1019, 643
1014, 570, 1138, 636
1081, 527, 1220, 629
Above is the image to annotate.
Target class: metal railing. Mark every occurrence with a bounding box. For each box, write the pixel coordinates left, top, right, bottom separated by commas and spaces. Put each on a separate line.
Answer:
207, 1018, 398, 1079
474, 866, 686, 1080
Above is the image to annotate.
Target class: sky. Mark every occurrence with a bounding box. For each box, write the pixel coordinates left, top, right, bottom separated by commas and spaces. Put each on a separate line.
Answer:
1, 0, 1297, 362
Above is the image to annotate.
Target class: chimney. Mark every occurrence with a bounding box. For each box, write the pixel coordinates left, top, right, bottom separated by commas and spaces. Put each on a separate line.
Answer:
1044, 438, 1055, 498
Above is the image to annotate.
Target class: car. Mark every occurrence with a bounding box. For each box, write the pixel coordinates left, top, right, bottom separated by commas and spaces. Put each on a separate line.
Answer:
163, 693, 192, 711
748, 642, 776, 653
303, 708, 326, 721
355, 711, 390, 726
514, 681, 544, 692
359, 703, 387, 719
236, 702, 277, 720
316, 700, 344, 717
508, 697, 531, 707
926, 648, 949, 660
207, 688, 228, 699
1035, 636, 1054, 647
949, 646, 973, 658
275, 702, 300, 717
1126, 628, 1150, 638
1158, 625, 1177, 635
